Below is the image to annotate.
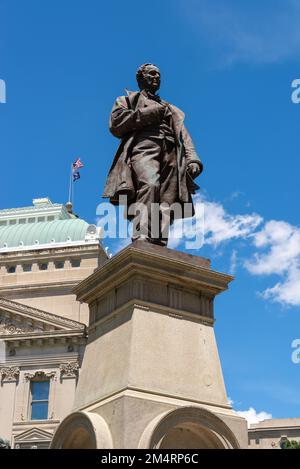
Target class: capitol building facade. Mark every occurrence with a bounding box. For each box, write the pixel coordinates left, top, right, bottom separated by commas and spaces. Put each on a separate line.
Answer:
0, 197, 106, 448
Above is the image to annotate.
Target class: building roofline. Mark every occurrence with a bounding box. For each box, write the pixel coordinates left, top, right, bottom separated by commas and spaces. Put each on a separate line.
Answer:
0, 238, 102, 254
249, 418, 300, 431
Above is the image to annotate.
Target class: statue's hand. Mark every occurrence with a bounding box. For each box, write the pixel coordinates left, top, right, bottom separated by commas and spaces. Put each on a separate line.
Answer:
187, 163, 201, 179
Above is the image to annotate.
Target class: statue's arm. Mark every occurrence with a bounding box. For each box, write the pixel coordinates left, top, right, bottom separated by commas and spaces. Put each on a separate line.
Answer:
109, 96, 163, 138
182, 124, 203, 173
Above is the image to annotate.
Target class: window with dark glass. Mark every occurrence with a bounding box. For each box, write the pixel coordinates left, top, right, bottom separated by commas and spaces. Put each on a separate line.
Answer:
23, 264, 32, 272
39, 263, 48, 271
7, 265, 16, 274
30, 380, 50, 420
71, 259, 81, 268
55, 261, 64, 269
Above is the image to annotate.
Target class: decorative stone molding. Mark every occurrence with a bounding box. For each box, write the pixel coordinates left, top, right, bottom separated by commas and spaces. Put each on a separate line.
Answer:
0, 366, 20, 383
60, 361, 80, 379
24, 370, 56, 381
0, 316, 36, 335
168, 284, 182, 310
13, 426, 55, 449
0, 297, 86, 331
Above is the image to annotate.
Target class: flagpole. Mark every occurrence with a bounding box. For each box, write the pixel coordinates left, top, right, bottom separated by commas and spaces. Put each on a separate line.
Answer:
72, 170, 75, 207
68, 163, 73, 203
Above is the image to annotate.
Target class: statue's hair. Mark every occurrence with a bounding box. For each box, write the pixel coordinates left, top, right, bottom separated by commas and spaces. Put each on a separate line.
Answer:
136, 63, 159, 89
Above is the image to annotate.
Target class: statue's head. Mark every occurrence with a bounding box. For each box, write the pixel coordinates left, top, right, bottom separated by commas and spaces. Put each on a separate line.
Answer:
136, 63, 160, 93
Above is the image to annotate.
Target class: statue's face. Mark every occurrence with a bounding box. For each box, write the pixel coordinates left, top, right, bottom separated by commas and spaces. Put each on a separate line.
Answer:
141, 65, 161, 93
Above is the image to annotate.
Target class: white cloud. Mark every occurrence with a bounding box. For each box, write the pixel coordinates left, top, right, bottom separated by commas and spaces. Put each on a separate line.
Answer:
245, 221, 300, 306
229, 249, 238, 275
246, 221, 300, 275
180, 0, 300, 66
262, 267, 300, 306
202, 197, 262, 246
169, 194, 262, 248
227, 397, 234, 406
228, 191, 244, 201
236, 407, 272, 427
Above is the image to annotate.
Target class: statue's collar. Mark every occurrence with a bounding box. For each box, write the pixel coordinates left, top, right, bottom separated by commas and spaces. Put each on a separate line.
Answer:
139, 89, 161, 102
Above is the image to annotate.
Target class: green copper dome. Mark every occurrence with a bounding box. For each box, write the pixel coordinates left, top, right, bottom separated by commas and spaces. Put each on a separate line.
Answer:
0, 218, 90, 249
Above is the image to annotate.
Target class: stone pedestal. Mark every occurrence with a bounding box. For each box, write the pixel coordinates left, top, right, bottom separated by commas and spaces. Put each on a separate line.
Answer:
51, 241, 247, 449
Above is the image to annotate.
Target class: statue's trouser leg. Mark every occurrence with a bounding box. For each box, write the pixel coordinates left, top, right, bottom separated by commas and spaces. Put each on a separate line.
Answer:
130, 137, 177, 245
159, 140, 178, 245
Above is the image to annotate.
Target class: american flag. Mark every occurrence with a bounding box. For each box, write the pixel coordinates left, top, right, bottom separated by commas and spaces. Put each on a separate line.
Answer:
72, 158, 84, 170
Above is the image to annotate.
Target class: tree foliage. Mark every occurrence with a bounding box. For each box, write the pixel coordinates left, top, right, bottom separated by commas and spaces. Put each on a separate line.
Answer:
0, 438, 11, 449
282, 439, 300, 449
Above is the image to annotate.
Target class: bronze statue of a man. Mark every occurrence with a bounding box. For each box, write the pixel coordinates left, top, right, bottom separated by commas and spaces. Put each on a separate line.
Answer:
103, 63, 203, 246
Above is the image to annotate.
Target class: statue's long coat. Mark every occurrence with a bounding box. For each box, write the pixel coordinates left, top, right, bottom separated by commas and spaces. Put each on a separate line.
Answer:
103, 90, 203, 218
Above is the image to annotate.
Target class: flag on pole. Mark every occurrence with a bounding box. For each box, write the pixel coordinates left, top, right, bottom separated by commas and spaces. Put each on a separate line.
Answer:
72, 158, 84, 183
73, 171, 81, 182
68, 157, 84, 206
73, 157, 84, 170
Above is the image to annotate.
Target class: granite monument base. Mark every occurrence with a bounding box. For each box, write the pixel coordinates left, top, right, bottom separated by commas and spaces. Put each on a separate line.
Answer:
51, 241, 247, 449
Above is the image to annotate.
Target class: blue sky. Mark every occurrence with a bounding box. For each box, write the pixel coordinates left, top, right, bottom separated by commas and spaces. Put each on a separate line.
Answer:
1, 0, 300, 424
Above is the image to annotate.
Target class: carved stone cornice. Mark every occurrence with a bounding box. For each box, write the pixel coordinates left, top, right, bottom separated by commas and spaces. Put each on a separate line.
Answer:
24, 370, 56, 381
0, 316, 36, 335
0, 297, 86, 332
0, 366, 20, 383
74, 240, 233, 310
60, 361, 80, 379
